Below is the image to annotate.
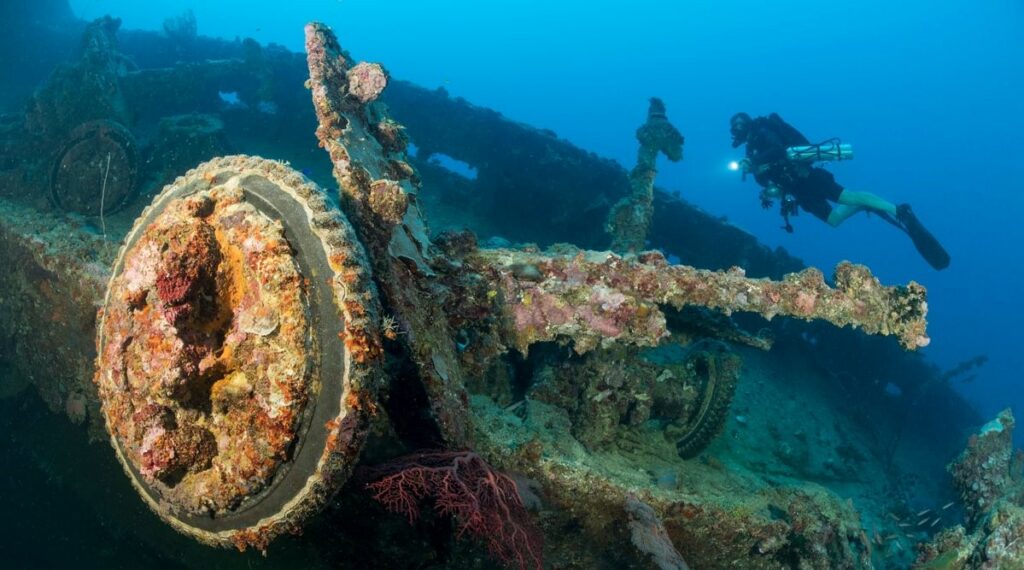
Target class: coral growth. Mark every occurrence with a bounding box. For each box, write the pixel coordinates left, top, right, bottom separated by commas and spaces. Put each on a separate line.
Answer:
98, 183, 310, 513
306, 22, 472, 446
346, 62, 389, 104
64, 391, 88, 425
94, 156, 384, 549
914, 409, 1024, 569
365, 450, 543, 570
608, 97, 684, 253
949, 409, 1017, 525
474, 247, 930, 353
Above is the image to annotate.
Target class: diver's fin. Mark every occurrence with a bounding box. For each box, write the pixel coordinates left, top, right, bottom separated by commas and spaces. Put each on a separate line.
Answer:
897, 204, 950, 270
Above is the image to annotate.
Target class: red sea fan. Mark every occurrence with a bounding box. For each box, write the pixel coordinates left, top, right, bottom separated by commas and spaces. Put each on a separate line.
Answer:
365, 450, 543, 570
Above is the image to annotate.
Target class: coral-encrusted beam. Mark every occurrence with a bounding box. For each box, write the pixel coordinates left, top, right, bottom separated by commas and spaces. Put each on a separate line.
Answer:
474, 247, 930, 353
305, 22, 471, 446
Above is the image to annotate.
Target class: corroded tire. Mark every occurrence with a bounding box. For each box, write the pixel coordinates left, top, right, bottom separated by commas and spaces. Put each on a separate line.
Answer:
95, 155, 383, 550
675, 341, 740, 459
50, 120, 138, 215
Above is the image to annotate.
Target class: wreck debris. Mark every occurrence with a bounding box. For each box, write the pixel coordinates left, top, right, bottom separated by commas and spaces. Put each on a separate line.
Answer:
470, 394, 876, 568
50, 119, 138, 215
25, 16, 132, 141
625, 493, 691, 570
607, 97, 684, 253
0, 196, 110, 427
69, 19, 933, 559
940, 354, 989, 384
475, 247, 930, 353
95, 155, 383, 549
0, 11, 980, 565
948, 409, 1018, 526
526, 340, 739, 458
305, 22, 472, 446
2, 16, 138, 215
914, 410, 1024, 569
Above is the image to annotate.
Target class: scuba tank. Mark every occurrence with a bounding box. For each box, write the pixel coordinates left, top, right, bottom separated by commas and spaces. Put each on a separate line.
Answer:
786, 139, 854, 162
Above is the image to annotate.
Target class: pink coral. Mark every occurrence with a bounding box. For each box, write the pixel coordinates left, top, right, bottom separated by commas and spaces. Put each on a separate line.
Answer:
346, 62, 388, 103
794, 291, 817, 315
577, 305, 622, 337
139, 426, 174, 479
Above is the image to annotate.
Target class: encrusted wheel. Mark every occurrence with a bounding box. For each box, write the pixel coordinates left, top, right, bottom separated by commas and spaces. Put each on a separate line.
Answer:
95, 155, 383, 550
50, 120, 138, 215
675, 341, 740, 459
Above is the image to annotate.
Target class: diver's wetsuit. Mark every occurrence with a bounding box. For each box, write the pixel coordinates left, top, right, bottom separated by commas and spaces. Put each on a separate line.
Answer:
745, 114, 843, 222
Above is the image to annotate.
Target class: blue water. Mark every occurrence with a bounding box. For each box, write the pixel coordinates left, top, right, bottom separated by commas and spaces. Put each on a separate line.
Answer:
69, 0, 1023, 429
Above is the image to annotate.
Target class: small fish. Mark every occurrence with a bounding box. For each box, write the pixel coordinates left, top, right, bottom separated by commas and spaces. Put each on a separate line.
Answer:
942, 502, 955, 510
916, 509, 932, 517
592, 389, 614, 402
887, 513, 901, 522
917, 518, 930, 526
894, 541, 904, 551
503, 400, 524, 413
930, 518, 941, 528
899, 523, 912, 528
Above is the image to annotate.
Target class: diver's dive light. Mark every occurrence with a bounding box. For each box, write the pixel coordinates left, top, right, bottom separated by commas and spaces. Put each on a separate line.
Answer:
728, 160, 740, 172
786, 140, 854, 163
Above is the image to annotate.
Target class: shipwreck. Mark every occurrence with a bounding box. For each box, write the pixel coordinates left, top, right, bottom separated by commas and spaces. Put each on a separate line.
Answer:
0, 3, 995, 568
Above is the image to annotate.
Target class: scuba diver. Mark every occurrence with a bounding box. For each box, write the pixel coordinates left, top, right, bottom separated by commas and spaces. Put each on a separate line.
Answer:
729, 112, 950, 270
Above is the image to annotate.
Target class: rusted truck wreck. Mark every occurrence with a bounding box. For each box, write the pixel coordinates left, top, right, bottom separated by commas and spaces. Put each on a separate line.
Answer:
0, 6, 983, 569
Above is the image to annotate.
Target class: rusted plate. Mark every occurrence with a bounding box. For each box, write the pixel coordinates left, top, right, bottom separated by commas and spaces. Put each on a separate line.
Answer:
50, 120, 138, 215
95, 155, 383, 550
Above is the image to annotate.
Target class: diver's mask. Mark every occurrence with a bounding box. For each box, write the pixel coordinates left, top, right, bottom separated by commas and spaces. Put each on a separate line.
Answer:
729, 113, 751, 148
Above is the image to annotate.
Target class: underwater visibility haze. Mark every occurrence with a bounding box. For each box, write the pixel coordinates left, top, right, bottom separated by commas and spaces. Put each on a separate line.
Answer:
0, 0, 1021, 568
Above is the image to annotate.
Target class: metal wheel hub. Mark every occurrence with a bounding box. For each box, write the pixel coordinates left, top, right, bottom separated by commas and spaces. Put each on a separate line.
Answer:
95, 155, 382, 549
51, 120, 138, 215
